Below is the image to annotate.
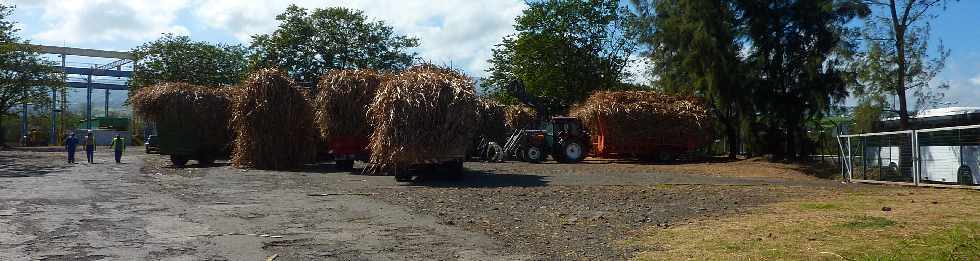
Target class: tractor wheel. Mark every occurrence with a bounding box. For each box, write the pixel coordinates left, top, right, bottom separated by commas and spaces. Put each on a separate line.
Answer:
525, 146, 544, 163
444, 161, 465, 181
557, 140, 586, 163
170, 155, 189, 167
336, 160, 355, 171
958, 166, 974, 185
198, 157, 216, 166
655, 150, 676, 163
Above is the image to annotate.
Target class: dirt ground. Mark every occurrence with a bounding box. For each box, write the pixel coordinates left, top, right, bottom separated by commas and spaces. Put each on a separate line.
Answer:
1, 149, 850, 260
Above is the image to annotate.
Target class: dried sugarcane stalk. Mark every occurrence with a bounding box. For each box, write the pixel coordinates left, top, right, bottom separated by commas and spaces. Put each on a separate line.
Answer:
366, 64, 479, 173
569, 91, 714, 150
230, 68, 318, 170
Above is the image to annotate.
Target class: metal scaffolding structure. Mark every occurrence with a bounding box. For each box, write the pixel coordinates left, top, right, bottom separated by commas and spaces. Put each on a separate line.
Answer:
25, 44, 133, 145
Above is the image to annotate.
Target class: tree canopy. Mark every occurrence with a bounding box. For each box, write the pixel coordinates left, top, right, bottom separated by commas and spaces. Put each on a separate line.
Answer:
0, 4, 64, 145
130, 34, 249, 91
249, 5, 419, 86
636, 0, 869, 160
853, 0, 956, 129
483, 0, 640, 115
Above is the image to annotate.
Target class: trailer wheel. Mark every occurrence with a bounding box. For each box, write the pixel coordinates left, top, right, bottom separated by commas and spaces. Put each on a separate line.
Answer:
199, 157, 216, 166
170, 155, 189, 167
958, 166, 974, 185
557, 140, 586, 163
336, 160, 355, 171
655, 150, 676, 163
525, 146, 544, 163
443, 161, 465, 181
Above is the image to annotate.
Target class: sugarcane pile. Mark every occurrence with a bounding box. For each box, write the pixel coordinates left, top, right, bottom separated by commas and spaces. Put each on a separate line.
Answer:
313, 69, 384, 143
504, 104, 537, 130
569, 91, 713, 147
367, 64, 479, 172
130, 82, 232, 147
230, 69, 318, 170
475, 98, 508, 144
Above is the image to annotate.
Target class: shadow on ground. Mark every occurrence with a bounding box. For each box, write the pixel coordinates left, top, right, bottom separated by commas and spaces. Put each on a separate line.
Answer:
0, 153, 68, 178
409, 170, 549, 188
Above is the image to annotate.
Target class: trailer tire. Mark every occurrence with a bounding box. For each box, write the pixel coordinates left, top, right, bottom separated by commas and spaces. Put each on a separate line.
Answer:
958, 166, 973, 185
444, 161, 464, 181
525, 146, 544, 163
557, 140, 586, 163
655, 150, 677, 163
170, 155, 189, 167
199, 157, 216, 166
336, 160, 355, 171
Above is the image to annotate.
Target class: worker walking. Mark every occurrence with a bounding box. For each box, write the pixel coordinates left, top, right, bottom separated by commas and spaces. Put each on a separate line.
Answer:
110, 134, 125, 164
65, 133, 79, 164
84, 131, 96, 164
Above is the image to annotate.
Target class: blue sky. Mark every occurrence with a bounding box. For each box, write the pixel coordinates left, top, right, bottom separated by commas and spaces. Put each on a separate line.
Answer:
4, 0, 979, 112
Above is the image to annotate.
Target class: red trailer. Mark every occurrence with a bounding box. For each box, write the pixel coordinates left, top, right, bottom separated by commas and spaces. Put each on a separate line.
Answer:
591, 116, 711, 161
329, 135, 370, 171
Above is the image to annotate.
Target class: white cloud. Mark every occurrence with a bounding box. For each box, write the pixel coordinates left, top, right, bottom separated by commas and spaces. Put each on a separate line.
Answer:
14, 0, 525, 77
970, 74, 980, 86
192, 0, 526, 77
18, 0, 191, 45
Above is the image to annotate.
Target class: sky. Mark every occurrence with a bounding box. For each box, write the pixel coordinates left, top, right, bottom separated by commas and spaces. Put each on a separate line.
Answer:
3, 0, 979, 111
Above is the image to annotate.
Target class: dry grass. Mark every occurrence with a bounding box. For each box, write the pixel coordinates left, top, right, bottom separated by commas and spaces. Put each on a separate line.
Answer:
625, 186, 980, 260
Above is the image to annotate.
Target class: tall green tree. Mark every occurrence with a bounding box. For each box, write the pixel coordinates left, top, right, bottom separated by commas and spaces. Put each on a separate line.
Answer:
250, 5, 419, 86
854, 0, 956, 129
738, 0, 869, 160
130, 34, 249, 91
0, 4, 64, 146
483, 0, 640, 115
633, 0, 745, 159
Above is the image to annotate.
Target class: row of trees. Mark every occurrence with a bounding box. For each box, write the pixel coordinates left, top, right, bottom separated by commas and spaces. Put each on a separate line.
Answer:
131, 5, 419, 91
482, 0, 955, 161
2, 1, 957, 159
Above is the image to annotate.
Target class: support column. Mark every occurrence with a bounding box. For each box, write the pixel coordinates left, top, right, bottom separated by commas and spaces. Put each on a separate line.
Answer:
104, 89, 109, 118
21, 103, 28, 145
50, 87, 57, 145
86, 67, 93, 130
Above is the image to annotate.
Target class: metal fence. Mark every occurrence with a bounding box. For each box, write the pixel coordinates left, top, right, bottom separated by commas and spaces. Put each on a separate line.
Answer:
839, 125, 980, 189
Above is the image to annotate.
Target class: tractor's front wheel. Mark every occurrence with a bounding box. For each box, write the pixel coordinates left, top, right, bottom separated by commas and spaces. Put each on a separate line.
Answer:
525, 146, 544, 163
557, 140, 586, 163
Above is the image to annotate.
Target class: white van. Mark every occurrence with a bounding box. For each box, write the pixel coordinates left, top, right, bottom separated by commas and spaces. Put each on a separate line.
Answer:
919, 145, 979, 185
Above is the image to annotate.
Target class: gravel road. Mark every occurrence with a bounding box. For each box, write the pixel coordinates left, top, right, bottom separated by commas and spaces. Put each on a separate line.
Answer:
1, 150, 845, 260
0, 150, 528, 260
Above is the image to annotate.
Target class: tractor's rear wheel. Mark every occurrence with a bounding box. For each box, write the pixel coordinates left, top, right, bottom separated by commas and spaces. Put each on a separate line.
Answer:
170, 155, 189, 167
958, 166, 974, 185
557, 140, 586, 163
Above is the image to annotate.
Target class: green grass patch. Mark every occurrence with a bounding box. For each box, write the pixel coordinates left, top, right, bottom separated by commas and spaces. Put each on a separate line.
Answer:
839, 216, 896, 229
855, 223, 980, 260
799, 203, 838, 210
654, 184, 674, 189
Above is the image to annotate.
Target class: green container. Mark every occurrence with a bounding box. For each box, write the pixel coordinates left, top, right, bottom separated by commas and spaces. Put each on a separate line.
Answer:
155, 119, 228, 166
